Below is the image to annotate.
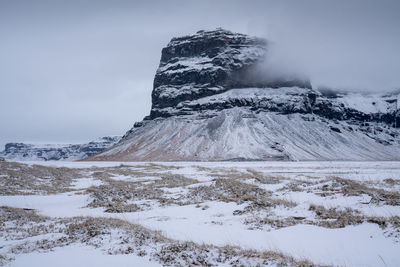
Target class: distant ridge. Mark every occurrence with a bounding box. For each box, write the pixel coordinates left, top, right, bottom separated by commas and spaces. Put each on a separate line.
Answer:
0, 136, 121, 161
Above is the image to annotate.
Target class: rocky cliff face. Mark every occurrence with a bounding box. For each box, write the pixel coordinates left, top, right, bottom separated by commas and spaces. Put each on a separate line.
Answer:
149, 29, 311, 119
88, 29, 400, 161
0, 136, 121, 161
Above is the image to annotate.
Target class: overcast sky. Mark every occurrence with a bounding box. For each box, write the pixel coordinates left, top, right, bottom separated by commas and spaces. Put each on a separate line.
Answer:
1, 0, 399, 149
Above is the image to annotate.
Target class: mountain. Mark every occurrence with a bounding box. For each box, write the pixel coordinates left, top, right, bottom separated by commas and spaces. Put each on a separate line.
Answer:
88, 29, 400, 161
0, 136, 121, 161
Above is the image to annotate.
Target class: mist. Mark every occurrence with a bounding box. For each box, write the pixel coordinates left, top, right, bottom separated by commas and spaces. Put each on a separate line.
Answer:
258, 1, 400, 92
1, 0, 399, 149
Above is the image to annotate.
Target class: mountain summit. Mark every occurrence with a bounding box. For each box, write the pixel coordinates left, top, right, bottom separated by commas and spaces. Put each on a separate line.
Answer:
149, 28, 311, 119
89, 29, 400, 161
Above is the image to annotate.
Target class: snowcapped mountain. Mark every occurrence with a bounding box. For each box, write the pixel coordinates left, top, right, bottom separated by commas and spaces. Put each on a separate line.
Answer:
88, 29, 400, 161
0, 136, 121, 161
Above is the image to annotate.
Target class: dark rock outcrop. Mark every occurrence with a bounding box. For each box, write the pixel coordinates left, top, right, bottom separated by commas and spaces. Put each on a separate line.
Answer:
150, 28, 311, 118
146, 29, 399, 128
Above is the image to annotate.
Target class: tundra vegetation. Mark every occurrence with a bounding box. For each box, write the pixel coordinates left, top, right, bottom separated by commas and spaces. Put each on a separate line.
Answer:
1, 161, 399, 266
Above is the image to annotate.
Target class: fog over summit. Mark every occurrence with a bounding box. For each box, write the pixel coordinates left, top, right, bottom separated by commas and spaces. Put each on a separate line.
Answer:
0, 0, 399, 147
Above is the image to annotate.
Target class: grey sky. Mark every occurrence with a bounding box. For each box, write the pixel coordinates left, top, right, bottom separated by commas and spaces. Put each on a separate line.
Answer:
1, 0, 399, 149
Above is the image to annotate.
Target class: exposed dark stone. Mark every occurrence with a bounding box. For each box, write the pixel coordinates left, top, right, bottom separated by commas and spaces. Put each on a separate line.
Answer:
330, 127, 342, 133
133, 121, 143, 128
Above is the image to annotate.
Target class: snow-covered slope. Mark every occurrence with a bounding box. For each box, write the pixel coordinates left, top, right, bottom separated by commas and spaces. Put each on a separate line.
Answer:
92, 108, 400, 161
0, 136, 121, 161
88, 29, 400, 161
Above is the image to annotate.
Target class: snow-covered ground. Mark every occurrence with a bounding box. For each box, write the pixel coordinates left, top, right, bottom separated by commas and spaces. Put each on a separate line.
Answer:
8, 245, 161, 267
1, 161, 400, 266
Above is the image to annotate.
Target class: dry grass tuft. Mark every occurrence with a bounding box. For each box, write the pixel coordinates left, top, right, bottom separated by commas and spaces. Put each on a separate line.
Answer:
0, 162, 82, 195
331, 177, 400, 206
188, 178, 296, 213
309, 204, 400, 230
85, 171, 198, 211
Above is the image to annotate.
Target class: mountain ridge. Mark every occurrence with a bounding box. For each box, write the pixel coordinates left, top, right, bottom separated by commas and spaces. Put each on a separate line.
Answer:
87, 29, 400, 161
0, 136, 121, 161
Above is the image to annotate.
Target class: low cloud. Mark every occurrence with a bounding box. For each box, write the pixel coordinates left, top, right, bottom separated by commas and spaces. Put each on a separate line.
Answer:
254, 1, 400, 92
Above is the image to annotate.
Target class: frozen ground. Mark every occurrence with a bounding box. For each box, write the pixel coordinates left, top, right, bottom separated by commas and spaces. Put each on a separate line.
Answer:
1, 161, 400, 266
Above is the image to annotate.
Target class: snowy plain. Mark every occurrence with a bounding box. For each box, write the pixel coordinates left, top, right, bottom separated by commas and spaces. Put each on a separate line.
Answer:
1, 160, 400, 266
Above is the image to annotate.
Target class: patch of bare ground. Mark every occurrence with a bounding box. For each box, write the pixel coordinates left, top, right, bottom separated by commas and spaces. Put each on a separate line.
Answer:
246, 169, 285, 185
277, 178, 326, 193
85, 172, 199, 212
0, 206, 47, 224
87, 163, 183, 180
383, 178, 400, 186
319, 177, 400, 206
243, 204, 400, 236
0, 207, 327, 267
309, 204, 400, 231
276, 175, 400, 206
203, 167, 286, 185
0, 162, 82, 195
188, 178, 296, 211
244, 216, 303, 230
309, 204, 365, 228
